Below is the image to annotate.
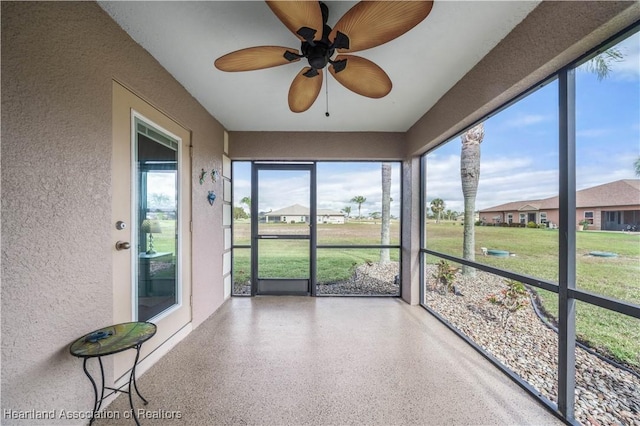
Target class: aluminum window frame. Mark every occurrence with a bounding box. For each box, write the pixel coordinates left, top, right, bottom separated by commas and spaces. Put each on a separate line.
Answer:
419, 22, 640, 425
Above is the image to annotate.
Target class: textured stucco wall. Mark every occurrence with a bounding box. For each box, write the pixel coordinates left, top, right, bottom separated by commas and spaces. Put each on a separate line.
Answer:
406, 1, 640, 155
1, 2, 225, 422
230, 131, 406, 160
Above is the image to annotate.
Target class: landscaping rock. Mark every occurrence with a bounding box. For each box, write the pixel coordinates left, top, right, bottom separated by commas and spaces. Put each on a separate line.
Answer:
424, 265, 640, 426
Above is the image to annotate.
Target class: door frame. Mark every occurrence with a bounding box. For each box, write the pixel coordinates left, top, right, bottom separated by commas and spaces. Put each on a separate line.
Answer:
250, 162, 317, 296
112, 81, 192, 381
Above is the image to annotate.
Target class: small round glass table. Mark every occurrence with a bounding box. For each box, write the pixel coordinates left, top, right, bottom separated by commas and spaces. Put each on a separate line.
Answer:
70, 322, 157, 425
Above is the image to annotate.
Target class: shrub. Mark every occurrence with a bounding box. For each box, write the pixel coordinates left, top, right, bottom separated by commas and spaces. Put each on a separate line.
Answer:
433, 260, 457, 294
487, 279, 529, 328
527, 221, 537, 228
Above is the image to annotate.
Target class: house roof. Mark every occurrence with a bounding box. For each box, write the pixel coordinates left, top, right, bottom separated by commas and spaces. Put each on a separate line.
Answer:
479, 179, 640, 212
575, 179, 640, 208
264, 204, 342, 216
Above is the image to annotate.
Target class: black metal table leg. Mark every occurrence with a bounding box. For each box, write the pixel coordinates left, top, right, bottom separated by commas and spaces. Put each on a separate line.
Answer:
97, 357, 105, 412
128, 344, 144, 426
131, 344, 149, 404
83, 357, 106, 426
82, 358, 99, 426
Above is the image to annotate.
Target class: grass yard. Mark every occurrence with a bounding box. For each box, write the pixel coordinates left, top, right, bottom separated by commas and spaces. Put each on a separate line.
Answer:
144, 220, 178, 254
232, 221, 400, 285
233, 245, 400, 285
233, 220, 401, 246
426, 222, 640, 369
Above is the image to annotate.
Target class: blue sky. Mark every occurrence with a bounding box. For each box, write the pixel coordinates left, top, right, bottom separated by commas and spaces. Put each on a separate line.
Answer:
426, 31, 639, 212
232, 32, 639, 217
233, 162, 402, 218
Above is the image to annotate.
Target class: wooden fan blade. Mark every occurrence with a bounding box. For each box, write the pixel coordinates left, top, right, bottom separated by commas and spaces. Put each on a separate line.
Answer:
329, 55, 391, 98
215, 46, 300, 72
330, 1, 434, 53
266, 1, 323, 42
288, 67, 323, 113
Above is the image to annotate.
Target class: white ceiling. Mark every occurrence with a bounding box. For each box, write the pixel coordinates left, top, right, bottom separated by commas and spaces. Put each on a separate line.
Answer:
99, 1, 540, 132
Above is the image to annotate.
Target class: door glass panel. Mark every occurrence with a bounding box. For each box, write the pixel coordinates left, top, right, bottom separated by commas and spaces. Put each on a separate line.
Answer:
255, 167, 312, 295
258, 169, 310, 235
135, 117, 178, 321
258, 240, 310, 279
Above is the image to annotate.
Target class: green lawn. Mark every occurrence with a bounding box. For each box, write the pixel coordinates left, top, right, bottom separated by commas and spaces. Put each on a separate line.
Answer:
426, 222, 640, 369
145, 220, 177, 254
233, 220, 401, 246
233, 245, 400, 284
233, 220, 400, 283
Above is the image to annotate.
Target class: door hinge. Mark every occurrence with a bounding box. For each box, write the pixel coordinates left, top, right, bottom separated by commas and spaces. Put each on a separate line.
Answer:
189, 145, 193, 158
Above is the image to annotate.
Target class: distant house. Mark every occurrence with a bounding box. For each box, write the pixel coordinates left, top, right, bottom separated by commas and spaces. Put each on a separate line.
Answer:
478, 179, 640, 231
263, 204, 345, 224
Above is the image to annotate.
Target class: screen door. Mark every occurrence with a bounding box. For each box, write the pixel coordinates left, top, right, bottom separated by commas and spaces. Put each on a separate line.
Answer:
251, 163, 316, 295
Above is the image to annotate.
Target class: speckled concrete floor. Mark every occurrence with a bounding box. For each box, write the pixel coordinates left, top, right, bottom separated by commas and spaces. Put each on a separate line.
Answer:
96, 297, 563, 425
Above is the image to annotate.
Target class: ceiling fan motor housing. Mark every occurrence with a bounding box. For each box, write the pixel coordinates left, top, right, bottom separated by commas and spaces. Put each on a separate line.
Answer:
302, 41, 333, 71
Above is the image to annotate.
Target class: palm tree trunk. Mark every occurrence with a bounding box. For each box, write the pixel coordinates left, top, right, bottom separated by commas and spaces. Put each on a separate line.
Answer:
460, 123, 484, 276
462, 194, 476, 273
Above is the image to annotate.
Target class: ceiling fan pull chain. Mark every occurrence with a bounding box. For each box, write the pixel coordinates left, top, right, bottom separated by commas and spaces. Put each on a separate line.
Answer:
325, 67, 330, 117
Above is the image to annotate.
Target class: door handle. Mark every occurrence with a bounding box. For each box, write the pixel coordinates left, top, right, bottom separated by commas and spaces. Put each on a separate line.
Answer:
115, 241, 131, 251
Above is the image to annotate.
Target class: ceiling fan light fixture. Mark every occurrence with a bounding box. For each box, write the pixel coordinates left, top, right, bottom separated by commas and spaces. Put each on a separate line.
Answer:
215, 0, 434, 112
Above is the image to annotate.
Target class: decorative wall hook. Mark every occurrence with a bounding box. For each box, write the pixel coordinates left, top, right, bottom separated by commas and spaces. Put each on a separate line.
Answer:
207, 191, 217, 205
200, 167, 219, 206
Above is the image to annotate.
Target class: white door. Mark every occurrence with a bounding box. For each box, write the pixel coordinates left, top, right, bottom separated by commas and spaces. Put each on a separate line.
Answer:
112, 82, 191, 380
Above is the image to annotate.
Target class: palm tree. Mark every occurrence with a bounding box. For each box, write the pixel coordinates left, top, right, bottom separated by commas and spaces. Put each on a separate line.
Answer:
445, 209, 453, 221
351, 195, 366, 219
341, 206, 352, 218
460, 123, 484, 276
585, 48, 623, 81
240, 196, 251, 216
150, 192, 171, 208
430, 198, 445, 223
450, 47, 624, 279
380, 162, 392, 263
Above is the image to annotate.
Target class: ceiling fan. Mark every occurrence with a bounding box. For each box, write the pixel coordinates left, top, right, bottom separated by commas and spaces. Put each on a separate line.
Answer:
214, 1, 434, 113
